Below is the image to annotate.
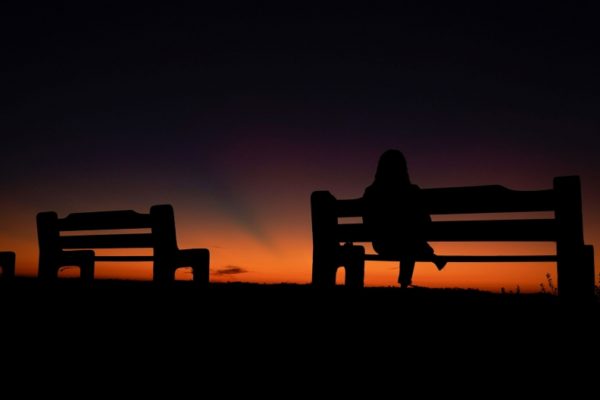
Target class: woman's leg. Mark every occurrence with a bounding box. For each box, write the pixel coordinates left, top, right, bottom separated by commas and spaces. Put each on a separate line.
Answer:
418, 242, 447, 271
398, 258, 415, 288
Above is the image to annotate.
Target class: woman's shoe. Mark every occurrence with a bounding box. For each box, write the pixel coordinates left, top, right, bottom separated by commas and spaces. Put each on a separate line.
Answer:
434, 256, 447, 271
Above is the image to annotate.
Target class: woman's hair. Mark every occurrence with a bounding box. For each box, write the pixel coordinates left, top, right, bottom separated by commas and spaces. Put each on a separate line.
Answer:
374, 149, 410, 185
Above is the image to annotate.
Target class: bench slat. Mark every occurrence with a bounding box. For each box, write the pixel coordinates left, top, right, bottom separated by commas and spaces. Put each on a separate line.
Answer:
94, 256, 154, 262
424, 186, 555, 214
59, 234, 154, 249
429, 219, 557, 241
58, 210, 152, 231
335, 186, 555, 217
363, 254, 557, 262
337, 219, 557, 242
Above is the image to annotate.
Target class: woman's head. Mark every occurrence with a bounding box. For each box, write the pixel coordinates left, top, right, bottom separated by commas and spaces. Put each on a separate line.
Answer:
375, 149, 410, 184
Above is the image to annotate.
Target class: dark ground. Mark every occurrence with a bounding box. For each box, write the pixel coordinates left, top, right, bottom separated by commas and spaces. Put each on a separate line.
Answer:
1, 278, 597, 391
2, 278, 597, 331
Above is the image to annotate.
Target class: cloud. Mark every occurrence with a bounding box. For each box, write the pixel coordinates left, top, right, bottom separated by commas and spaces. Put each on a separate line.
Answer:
213, 266, 249, 276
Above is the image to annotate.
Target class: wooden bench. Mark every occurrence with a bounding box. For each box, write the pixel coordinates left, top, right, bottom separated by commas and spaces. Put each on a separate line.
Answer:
311, 176, 595, 300
0, 251, 16, 279
37, 204, 210, 285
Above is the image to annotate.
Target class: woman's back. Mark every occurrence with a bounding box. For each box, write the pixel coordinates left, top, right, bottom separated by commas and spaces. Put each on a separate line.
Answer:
363, 181, 432, 257
362, 149, 433, 258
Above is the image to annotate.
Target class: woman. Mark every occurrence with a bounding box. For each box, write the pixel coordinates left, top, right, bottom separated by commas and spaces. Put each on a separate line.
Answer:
363, 149, 445, 288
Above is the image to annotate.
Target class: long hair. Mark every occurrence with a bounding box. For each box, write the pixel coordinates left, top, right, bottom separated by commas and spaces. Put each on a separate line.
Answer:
374, 149, 410, 186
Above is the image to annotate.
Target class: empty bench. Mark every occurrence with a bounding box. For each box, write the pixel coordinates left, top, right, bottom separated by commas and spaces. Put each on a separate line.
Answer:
37, 204, 209, 285
311, 176, 595, 300
0, 251, 16, 279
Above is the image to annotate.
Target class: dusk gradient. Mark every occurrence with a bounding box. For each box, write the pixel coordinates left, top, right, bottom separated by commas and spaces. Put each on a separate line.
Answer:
2, 4, 598, 291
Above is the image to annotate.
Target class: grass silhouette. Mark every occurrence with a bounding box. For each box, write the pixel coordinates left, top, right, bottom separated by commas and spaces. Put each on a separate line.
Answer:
1, 277, 597, 365
0, 276, 587, 316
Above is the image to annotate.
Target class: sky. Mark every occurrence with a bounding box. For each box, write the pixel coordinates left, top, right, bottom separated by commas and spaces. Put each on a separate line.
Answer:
1, 3, 599, 291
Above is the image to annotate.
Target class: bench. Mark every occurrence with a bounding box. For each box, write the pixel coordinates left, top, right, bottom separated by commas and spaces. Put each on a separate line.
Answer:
0, 251, 16, 279
37, 204, 210, 285
311, 176, 595, 300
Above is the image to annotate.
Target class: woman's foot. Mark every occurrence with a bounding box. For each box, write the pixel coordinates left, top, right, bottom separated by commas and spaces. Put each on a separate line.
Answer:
433, 256, 447, 271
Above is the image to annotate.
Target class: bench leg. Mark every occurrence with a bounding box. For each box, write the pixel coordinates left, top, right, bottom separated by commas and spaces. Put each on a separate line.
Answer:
312, 260, 337, 287
80, 260, 95, 283
0, 252, 16, 279
313, 245, 366, 288
39, 251, 95, 282
190, 249, 210, 286
170, 248, 210, 286
345, 246, 365, 288
153, 263, 174, 284
558, 245, 595, 302
38, 259, 59, 281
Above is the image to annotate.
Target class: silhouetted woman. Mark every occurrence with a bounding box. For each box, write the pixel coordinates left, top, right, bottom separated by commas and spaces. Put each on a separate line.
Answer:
363, 149, 445, 288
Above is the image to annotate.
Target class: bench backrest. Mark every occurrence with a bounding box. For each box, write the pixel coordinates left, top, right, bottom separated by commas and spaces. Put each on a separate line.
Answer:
312, 176, 584, 248
37, 204, 179, 257
311, 176, 596, 299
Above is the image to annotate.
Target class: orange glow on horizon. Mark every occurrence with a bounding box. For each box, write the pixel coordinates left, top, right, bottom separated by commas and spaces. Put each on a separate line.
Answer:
2, 174, 598, 293
7, 226, 580, 293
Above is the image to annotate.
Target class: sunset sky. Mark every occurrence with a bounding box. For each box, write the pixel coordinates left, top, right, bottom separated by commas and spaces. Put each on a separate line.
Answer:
1, 3, 599, 291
